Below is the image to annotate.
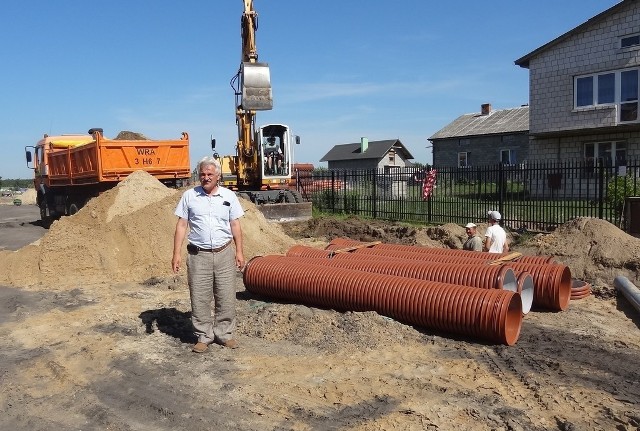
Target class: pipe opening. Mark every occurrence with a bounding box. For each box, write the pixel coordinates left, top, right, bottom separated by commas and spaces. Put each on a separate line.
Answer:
517, 272, 534, 314
504, 294, 523, 346
500, 267, 518, 293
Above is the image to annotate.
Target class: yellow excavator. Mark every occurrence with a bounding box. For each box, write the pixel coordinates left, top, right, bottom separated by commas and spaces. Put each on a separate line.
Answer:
213, 0, 312, 221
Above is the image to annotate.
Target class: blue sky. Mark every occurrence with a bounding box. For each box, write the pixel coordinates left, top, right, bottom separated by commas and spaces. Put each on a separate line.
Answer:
0, 0, 619, 179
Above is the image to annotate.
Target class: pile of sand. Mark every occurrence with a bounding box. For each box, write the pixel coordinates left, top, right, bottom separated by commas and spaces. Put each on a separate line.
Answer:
106, 172, 176, 222
0, 171, 295, 286
20, 189, 37, 205
524, 217, 640, 286
114, 131, 148, 140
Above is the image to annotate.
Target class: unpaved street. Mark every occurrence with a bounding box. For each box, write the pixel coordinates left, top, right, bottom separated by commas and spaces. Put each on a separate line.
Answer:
0, 202, 45, 251
1, 178, 639, 431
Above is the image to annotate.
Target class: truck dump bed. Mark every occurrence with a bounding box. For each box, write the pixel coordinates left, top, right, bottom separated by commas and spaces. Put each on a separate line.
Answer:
45, 131, 191, 186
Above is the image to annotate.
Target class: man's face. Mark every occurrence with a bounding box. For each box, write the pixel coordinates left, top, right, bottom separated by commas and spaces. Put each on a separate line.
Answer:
199, 164, 220, 193
465, 227, 476, 237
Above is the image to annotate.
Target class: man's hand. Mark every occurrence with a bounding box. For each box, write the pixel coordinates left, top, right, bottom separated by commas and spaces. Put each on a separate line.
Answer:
236, 251, 246, 271
172, 217, 188, 273
172, 255, 181, 273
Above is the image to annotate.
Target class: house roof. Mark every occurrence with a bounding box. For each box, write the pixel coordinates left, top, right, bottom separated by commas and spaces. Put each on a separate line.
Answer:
429, 106, 529, 140
320, 139, 414, 162
514, 0, 629, 68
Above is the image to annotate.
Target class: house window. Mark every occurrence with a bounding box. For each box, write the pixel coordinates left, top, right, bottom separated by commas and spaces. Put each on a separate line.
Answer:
388, 149, 396, 164
621, 34, 640, 49
576, 76, 594, 107
621, 69, 639, 122
584, 141, 627, 167
458, 152, 469, 167
598, 73, 615, 104
574, 68, 639, 122
500, 149, 515, 165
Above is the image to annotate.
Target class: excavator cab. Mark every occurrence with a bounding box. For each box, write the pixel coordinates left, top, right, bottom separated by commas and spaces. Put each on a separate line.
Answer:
259, 124, 294, 179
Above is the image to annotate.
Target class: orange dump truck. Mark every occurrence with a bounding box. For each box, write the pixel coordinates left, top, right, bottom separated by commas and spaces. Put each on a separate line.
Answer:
25, 128, 191, 221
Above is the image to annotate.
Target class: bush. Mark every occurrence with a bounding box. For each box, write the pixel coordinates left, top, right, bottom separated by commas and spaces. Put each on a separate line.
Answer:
311, 190, 335, 211
606, 175, 640, 216
311, 190, 360, 214
343, 191, 360, 214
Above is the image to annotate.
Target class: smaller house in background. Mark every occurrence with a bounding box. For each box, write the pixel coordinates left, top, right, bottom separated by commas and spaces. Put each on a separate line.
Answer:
429, 104, 529, 167
320, 138, 415, 171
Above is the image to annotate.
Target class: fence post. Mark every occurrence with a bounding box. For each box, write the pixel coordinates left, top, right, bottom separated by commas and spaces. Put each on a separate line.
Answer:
598, 163, 605, 219
498, 163, 505, 217
372, 169, 377, 219
331, 170, 336, 213
343, 170, 347, 213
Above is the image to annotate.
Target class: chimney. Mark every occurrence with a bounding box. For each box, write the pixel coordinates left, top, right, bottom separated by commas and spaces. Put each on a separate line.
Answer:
360, 137, 368, 153
481, 103, 492, 115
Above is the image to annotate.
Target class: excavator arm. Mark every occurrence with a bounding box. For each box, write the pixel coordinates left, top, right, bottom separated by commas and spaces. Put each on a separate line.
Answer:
217, 0, 312, 221
232, 0, 272, 187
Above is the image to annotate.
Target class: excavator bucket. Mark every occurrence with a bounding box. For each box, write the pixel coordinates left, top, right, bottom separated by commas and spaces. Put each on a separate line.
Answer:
241, 62, 273, 111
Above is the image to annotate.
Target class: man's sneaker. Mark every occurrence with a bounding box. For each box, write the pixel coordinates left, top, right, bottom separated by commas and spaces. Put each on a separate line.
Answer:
221, 339, 239, 349
192, 342, 208, 353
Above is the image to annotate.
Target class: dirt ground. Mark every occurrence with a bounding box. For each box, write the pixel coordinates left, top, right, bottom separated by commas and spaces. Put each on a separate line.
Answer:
0, 172, 639, 431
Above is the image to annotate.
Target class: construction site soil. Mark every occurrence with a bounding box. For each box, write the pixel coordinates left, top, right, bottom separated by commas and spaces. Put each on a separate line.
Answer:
0, 171, 639, 431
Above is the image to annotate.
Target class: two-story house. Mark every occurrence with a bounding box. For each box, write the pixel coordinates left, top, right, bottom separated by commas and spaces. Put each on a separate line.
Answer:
428, 103, 529, 167
515, 0, 640, 167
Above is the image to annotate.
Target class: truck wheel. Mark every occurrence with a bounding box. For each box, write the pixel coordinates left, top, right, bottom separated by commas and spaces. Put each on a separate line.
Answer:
38, 205, 52, 227
68, 202, 80, 215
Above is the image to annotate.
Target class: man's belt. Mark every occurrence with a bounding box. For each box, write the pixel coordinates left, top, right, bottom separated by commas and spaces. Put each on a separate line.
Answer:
187, 240, 232, 254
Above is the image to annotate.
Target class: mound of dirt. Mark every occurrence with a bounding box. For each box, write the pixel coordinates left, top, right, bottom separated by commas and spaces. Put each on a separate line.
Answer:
0, 171, 295, 286
523, 217, 640, 292
114, 131, 148, 140
106, 172, 176, 222
280, 219, 515, 250
281, 216, 423, 245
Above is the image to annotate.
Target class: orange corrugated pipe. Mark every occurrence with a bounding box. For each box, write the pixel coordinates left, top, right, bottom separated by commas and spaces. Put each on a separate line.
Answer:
280, 256, 518, 292
326, 237, 555, 265
285, 247, 534, 315
570, 279, 592, 300
287, 245, 569, 311
243, 255, 523, 345
505, 262, 571, 311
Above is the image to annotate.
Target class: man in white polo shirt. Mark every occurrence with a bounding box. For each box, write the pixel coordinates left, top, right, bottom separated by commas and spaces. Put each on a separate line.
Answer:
172, 156, 245, 353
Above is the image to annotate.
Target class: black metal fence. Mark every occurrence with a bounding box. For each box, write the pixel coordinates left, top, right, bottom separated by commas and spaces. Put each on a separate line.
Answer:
294, 159, 640, 232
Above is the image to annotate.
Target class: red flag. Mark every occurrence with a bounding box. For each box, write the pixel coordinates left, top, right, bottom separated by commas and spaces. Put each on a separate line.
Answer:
422, 169, 437, 200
